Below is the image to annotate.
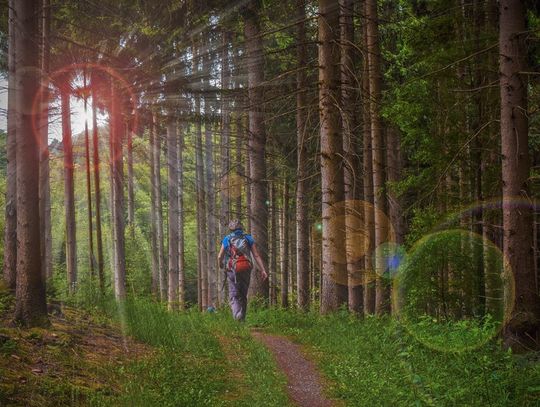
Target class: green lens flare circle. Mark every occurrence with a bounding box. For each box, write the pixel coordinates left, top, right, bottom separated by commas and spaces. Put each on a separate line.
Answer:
393, 229, 514, 353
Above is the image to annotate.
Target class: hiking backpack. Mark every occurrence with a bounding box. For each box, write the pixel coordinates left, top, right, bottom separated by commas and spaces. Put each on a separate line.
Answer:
226, 234, 253, 273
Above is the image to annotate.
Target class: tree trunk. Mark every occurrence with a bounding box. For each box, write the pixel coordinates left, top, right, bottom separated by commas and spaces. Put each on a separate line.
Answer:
244, 1, 269, 300
39, 0, 52, 282
13, 0, 48, 326
110, 85, 126, 301
269, 175, 278, 305
167, 116, 179, 310
178, 122, 185, 309
340, 0, 362, 314
235, 115, 243, 217
149, 113, 158, 297
83, 72, 95, 278
362, 3, 375, 315
195, 106, 208, 310
366, 0, 389, 315
499, 0, 540, 350
296, 0, 310, 311
319, 0, 347, 313
91, 82, 105, 294
60, 80, 77, 294
281, 180, 290, 308
206, 121, 217, 307
3, 0, 17, 291
127, 124, 135, 230
153, 114, 166, 301
221, 30, 232, 234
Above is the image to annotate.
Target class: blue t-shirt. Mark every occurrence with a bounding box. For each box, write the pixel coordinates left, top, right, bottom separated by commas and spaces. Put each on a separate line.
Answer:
222, 229, 255, 252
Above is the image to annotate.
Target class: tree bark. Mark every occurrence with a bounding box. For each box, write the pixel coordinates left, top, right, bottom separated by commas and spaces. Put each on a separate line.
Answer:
178, 122, 185, 308
362, 2, 375, 315
60, 78, 77, 294
206, 121, 217, 307
39, 0, 53, 282
340, 0, 363, 314
296, 0, 310, 311
91, 81, 105, 294
319, 0, 348, 313
366, 0, 389, 315
499, 0, 540, 350
83, 71, 95, 278
4, 0, 17, 291
110, 84, 126, 301
221, 30, 232, 234
13, 0, 48, 326
149, 113, 159, 297
281, 180, 290, 308
167, 116, 179, 310
127, 124, 135, 230
153, 114, 166, 301
244, 1, 269, 300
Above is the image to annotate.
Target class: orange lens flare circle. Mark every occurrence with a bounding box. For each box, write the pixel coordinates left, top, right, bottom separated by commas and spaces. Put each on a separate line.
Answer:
322, 200, 396, 287
32, 63, 139, 166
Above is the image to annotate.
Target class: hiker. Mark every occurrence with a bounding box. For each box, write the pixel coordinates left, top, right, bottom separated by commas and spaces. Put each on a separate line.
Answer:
217, 219, 268, 321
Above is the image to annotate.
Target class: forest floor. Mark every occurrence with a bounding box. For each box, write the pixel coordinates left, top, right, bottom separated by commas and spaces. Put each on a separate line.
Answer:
1, 282, 539, 406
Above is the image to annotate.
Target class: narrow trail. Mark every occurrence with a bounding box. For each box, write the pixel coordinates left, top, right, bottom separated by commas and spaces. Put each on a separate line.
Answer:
251, 330, 337, 407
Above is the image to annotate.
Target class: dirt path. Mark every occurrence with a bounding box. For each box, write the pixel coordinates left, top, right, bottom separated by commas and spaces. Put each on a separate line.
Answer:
251, 330, 336, 407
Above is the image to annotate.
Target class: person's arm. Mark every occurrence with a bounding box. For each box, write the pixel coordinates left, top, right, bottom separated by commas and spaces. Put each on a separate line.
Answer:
217, 244, 225, 269
251, 243, 268, 280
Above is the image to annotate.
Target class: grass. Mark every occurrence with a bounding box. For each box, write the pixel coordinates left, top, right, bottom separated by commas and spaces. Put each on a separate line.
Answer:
86, 298, 290, 406
247, 307, 540, 406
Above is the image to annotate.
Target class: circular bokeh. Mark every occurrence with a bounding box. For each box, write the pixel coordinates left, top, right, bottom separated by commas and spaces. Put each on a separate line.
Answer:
393, 229, 514, 353
322, 200, 396, 286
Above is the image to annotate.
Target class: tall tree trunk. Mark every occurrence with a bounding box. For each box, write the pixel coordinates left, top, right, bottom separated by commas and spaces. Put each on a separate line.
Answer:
244, 1, 269, 300
362, 3, 375, 315
319, 0, 347, 313
281, 180, 290, 308
206, 121, 217, 307
3, 0, 17, 291
153, 114, 166, 301
195, 107, 208, 310
127, 124, 135, 230
60, 80, 77, 294
499, 0, 540, 350
178, 122, 185, 309
235, 115, 243, 217
221, 30, 232, 234
340, 0, 362, 313
83, 72, 95, 278
91, 83, 105, 293
296, 0, 310, 311
366, 0, 389, 315
167, 115, 179, 310
269, 175, 278, 305
13, 0, 48, 326
39, 0, 52, 282
110, 85, 126, 301
149, 113, 159, 297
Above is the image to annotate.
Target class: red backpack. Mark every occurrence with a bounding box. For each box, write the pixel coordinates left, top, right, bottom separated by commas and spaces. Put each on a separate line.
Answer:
226, 234, 253, 273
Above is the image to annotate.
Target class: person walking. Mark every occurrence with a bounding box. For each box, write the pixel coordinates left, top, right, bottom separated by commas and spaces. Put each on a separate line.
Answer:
218, 219, 268, 321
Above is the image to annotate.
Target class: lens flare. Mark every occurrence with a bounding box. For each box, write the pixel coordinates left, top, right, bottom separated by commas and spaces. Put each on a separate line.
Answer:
393, 229, 514, 353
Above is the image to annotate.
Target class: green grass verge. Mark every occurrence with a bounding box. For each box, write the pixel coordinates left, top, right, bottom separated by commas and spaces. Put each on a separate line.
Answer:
88, 299, 290, 406
247, 307, 540, 407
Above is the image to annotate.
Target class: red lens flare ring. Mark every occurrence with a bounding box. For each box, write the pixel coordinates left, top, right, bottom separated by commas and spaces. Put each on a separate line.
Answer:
32, 62, 140, 165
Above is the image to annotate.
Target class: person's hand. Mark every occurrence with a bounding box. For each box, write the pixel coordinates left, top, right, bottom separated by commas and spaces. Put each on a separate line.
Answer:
261, 270, 268, 281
